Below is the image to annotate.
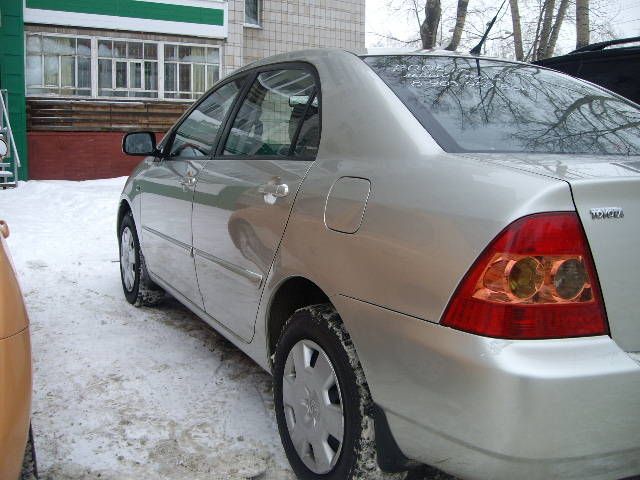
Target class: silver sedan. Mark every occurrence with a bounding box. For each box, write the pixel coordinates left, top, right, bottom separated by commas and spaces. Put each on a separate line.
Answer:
118, 49, 640, 480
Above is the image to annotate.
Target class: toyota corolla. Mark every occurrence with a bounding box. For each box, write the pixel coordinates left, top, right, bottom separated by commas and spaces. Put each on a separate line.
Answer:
118, 49, 640, 480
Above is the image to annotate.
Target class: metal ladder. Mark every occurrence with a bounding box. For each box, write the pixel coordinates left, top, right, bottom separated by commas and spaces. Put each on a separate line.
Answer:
0, 89, 20, 189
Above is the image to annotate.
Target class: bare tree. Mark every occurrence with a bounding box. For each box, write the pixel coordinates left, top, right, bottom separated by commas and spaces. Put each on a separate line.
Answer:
576, 0, 590, 48
509, 0, 524, 61
536, 0, 556, 59
544, 0, 570, 57
445, 0, 470, 50
420, 0, 442, 49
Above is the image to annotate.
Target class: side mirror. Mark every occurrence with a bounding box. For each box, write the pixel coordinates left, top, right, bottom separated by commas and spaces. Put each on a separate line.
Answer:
122, 131, 157, 156
0, 136, 8, 159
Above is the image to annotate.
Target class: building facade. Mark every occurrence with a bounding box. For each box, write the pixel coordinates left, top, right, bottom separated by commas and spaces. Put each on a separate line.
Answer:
1, 0, 365, 180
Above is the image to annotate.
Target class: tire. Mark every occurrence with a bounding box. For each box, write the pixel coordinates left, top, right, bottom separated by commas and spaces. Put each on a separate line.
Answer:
118, 211, 163, 307
273, 304, 404, 480
20, 424, 38, 480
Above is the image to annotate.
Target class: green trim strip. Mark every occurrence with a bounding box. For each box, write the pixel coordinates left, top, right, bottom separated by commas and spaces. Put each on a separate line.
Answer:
25, 0, 224, 26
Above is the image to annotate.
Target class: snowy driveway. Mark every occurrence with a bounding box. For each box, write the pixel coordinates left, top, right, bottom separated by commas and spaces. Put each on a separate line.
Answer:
2, 178, 293, 480
1, 179, 447, 480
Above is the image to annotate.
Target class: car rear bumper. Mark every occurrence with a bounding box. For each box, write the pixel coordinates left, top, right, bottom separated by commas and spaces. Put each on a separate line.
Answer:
0, 327, 32, 480
334, 295, 640, 480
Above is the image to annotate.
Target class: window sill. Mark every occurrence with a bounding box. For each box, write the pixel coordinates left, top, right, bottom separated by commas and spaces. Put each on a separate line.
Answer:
243, 23, 263, 29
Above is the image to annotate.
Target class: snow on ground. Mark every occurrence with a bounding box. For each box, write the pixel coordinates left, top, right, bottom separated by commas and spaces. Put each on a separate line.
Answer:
1, 178, 295, 480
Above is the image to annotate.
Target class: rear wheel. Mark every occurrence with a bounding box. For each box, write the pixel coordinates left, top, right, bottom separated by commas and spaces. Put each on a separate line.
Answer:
273, 304, 403, 480
119, 211, 163, 306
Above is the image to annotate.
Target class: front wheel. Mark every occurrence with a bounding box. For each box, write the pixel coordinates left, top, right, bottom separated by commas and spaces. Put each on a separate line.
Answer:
119, 212, 163, 306
273, 304, 403, 480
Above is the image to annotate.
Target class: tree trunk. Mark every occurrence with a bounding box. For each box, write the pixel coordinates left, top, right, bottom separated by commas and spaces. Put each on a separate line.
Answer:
421, 0, 442, 49
536, 0, 556, 60
445, 0, 470, 51
576, 0, 590, 49
544, 0, 570, 58
509, 0, 524, 61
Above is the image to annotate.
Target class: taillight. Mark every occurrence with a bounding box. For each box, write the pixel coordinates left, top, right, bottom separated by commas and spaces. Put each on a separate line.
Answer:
441, 212, 608, 339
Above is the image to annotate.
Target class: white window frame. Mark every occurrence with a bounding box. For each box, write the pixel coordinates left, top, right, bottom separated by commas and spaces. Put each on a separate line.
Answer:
244, 0, 262, 28
96, 38, 159, 99
163, 41, 221, 100
25, 33, 223, 102
25, 32, 93, 98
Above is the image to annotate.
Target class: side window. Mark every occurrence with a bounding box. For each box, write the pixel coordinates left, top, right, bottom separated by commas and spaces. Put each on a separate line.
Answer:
223, 68, 318, 157
169, 77, 245, 158
292, 95, 320, 157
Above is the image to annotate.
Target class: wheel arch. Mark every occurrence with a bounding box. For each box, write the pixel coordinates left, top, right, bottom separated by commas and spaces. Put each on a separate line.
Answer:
117, 199, 133, 234
266, 275, 333, 365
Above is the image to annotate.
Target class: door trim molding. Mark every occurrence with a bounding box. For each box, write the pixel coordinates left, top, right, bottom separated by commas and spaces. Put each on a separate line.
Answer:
194, 247, 263, 287
142, 225, 191, 255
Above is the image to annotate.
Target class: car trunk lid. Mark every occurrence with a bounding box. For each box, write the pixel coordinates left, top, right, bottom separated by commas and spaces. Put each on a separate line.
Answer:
570, 178, 640, 352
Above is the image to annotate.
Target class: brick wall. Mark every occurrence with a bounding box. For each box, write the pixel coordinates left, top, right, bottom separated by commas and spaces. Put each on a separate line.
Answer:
28, 131, 162, 180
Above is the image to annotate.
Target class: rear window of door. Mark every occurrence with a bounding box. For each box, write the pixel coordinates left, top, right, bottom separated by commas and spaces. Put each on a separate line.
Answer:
222, 68, 320, 159
169, 77, 246, 158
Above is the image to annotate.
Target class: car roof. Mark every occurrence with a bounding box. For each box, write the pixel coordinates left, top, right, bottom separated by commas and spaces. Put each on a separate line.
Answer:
234, 47, 532, 74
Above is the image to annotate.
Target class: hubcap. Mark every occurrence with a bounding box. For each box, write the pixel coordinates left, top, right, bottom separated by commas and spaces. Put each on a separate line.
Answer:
282, 339, 344, 474
120, 227, 136, 292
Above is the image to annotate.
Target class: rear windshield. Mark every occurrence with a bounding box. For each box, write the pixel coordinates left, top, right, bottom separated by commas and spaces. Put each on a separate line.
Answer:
364, 55, 640, 155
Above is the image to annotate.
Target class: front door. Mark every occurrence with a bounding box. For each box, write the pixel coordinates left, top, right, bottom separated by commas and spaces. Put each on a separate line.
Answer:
140, 76, 246, 307
192, 66, 321, 341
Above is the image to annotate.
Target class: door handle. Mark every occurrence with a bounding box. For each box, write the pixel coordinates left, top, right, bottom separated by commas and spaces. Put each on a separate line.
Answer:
179, 175, 197, 190
258, 182, 289, 198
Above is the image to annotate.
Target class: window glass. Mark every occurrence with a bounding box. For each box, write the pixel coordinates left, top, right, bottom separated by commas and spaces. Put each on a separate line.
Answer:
144, 43, 157, 60
98, 60, 111, 90
170, 78, 246, 158
116, 62, 127, 88
98, 40, 112, 57
44, 56, 59, 86
78, 57, 91, 89
77, 38, 91, 56
245, 0, 260, 25
224, 69, 317, 157
61, 57, 75, 88
292, 94, 320, 157
26, 56, 42, 86
114, 41, 127, 58
365, 55, 640, 155
127, 42, 143, 59
165, 63, 177, 92
145, 62, 158, 91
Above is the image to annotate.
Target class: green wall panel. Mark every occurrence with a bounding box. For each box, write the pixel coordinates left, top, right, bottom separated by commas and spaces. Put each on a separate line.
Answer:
0, 0, 28, 180
26, 0, 224, 26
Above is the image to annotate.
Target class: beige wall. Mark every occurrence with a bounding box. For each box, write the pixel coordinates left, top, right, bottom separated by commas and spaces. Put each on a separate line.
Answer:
224, 0, 365, 75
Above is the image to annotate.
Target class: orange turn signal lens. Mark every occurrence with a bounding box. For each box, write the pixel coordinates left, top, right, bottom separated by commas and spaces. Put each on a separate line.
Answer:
474, 254, 591, 305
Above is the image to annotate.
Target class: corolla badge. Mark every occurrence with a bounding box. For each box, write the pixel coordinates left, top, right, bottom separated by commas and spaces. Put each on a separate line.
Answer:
590, 207, 624, 220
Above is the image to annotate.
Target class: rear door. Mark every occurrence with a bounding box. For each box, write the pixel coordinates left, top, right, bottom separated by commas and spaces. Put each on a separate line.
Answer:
192, 65, 321, 341
139, 77, 246, 307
